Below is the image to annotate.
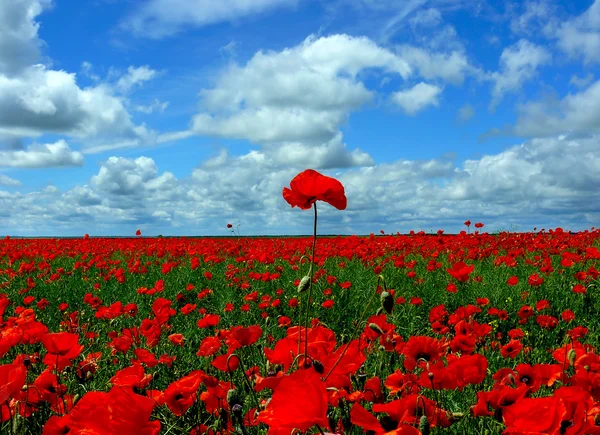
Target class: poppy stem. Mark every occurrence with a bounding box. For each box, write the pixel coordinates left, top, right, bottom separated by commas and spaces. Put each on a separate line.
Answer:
304, 203, 318, 360
228, 353, 260, 409
315, 424, 326, 435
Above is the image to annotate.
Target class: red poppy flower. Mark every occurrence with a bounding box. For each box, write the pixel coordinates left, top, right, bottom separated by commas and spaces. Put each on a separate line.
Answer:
197, 336, 222, 357
351, 403, 421, 435
136, 229, 142, 236
162, 371, 203, 416
0, 363, 27, 404
402, 336, 446, 371
225, 325, 262, 351
197, 314, 220, 329
168, 333, 185, 346
257, 369, 329, 433
227, 223, 233, 228
502, 396, 565, 434
42, 386, 159, 434
447, 261, 475, 283
282, 169, 347, 210
501, 340, 523, 358
41, 332, 82, 357
110, 365, 152, 389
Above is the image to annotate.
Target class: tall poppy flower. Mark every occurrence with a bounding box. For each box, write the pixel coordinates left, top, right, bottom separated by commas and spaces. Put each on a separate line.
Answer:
282, 169, 347, 210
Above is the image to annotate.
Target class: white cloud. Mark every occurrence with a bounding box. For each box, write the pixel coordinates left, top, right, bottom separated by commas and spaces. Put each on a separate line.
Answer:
192, 108, 347, 144
409, 8, 442, 28
190, 34, 417, 168
489, 39, 551, 108
0, 0, 50, 76
391, 82, 442, 115
514, 79, 600, 137
556, 0, 600, 64
0, 0, 159, 157
510, 1, 554, 36
0, 66, 140, 140
0, 140, 83, 168
569, 73, 594, 88
185, 34, 481, 168
0, 1, 156, 153
264, 133, 374, 168
397, 45, 474, 85
0, 174, 21, 186
123, 0, 299, 38
116, 65, 158, 93
91, 156, 173, 196
134, 99, 169, 114
458, 103, 475, 121
2, 135, 600, 235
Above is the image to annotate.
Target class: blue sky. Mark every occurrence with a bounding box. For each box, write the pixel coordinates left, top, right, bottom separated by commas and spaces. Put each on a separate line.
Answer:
0, 0, 599, 236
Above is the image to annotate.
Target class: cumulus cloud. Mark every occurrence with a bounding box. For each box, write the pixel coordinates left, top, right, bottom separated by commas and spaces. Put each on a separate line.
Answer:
0, 0, 50, 76
0, 140, 83, 168
190, 34, 419, 168
186, 34, 479, 169
0, 0, 156, 154
556, 0, 600, 64
91, 156, 180, 201
397, 45, 474, 85
489, 39, 551, 108
514, 79, 600, 137
123, 0, 299, 38
4, 134, 598, 236
0, 66, 140, 140
391, 82, 442, 115
0, 174, 21, 186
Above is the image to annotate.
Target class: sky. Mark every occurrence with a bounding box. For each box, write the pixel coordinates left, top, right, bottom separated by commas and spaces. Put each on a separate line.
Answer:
0, 0, 599, 236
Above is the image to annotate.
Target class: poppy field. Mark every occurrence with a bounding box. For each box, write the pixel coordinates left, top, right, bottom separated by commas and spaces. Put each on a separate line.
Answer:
2, 171, 600, 435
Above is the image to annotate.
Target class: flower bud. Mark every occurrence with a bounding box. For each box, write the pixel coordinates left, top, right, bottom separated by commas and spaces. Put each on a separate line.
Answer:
232, 403, 243, 417
380, 291, 394, 314
297, 275, 311, 293
368, 323, 385, 335
567, 348, 577, 366
313, 360, 324, 374
227, 389, 241, 407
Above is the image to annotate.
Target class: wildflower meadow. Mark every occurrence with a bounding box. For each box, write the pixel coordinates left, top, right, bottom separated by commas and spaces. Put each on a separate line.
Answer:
1, 169, 600, 435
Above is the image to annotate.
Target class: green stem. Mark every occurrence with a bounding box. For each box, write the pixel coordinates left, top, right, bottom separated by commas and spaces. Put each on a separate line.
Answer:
303, 203, 318, 362
227, 353, 260, 409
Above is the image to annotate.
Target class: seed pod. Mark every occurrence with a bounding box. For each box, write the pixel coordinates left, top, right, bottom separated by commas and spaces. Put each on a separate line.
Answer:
227, 389, 241, 407
419, 415, 430, 435
231, 403, 243, 417
380, 291, 394, 314
297, 275, 311, 293
368, 323, 385, 334
567, 348, 577, 366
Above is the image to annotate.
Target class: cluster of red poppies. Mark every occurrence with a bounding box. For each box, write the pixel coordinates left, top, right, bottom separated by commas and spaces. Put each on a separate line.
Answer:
1, 170, 600, 434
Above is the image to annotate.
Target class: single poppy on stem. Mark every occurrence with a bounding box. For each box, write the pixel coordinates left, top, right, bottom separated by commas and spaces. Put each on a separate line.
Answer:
282, 169, 347, 360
